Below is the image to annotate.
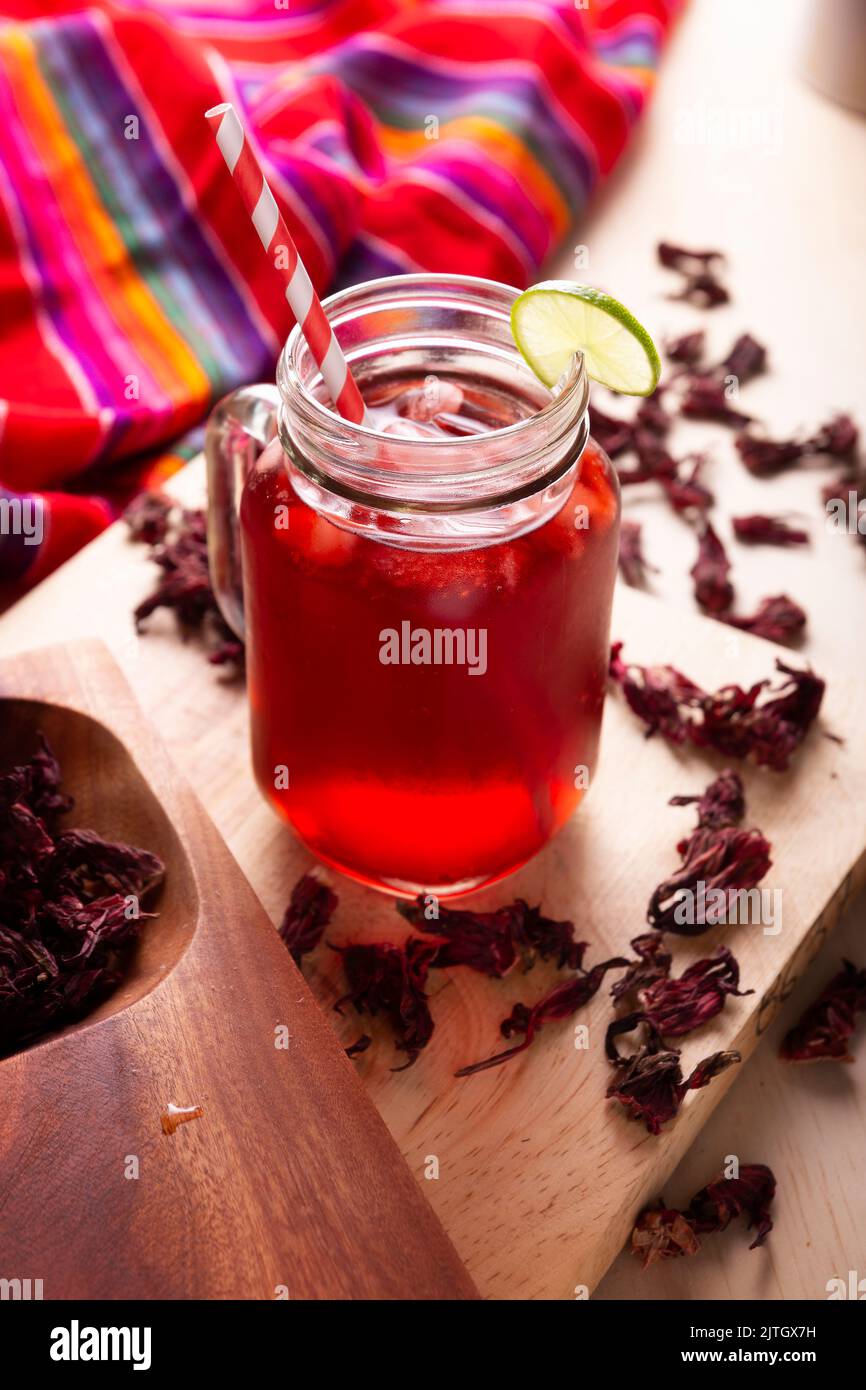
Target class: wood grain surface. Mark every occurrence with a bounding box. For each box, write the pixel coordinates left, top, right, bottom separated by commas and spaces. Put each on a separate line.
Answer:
0, 642, 478, 1301
545, 0, 866, 1300
2, 0, 864, 1302
1, 483, 862, 1299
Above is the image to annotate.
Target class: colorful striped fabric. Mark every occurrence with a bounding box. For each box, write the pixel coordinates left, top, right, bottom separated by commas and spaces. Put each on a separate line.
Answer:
0, 0, 681, 602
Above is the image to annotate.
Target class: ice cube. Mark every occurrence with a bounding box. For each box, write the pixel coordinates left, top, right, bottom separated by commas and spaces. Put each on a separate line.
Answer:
398, 380, 465, 422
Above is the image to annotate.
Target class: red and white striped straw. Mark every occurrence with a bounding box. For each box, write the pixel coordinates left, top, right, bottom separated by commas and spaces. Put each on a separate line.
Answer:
205, 101, 368, 425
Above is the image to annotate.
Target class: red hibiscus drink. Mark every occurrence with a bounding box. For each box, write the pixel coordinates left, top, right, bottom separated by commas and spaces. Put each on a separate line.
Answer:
208, 275, 620, 896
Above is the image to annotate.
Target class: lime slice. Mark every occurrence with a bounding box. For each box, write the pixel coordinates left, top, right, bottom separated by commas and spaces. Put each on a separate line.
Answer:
511, 281, 661, 396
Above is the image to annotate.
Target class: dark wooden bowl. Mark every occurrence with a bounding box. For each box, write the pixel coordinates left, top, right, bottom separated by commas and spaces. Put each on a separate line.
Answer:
0, 644, 477, 1301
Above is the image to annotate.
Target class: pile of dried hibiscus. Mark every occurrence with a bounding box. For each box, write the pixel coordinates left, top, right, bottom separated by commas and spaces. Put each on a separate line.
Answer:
631, 1163, 776, 1267
276, 851, 776, 1267
609, 643, 826, 773
124, 494, 242, 668
278, 774, 767, 1119
0, 736, 165, 1054
612, 240, 862, 642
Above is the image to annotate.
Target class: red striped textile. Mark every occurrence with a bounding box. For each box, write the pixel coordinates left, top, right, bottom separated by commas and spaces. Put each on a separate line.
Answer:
0, 0, 681, 604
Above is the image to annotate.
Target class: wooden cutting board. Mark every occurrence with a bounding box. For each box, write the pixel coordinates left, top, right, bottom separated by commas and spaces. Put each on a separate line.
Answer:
1, 458, 864, 1299
0, 641, 478, 1301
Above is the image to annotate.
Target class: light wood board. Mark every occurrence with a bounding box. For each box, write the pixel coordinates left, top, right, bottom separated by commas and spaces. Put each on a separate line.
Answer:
547, 0, 866, 1298
1, 462, 863, 1299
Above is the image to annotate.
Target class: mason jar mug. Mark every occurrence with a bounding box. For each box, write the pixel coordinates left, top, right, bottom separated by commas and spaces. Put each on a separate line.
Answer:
206, 274, 620, 896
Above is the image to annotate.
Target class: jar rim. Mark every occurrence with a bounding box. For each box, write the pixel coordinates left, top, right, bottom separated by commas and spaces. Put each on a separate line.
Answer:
277, 272, 588, 456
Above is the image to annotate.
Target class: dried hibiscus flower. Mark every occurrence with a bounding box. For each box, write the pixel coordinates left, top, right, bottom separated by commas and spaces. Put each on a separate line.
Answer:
825, 475, 866, 553
719, 333, 767, 385
635, 390, 671, 438
631, 1206, 700, 1266
733, 514, 809, 546
632, 1163, 775, 1266
723, 594, 807, 645
665, 330, 705, 367
687, 1164, 775, 1245
126, 496, 243, 667
664, 333, 764, 434
332, 938, 438, 1069
605, 1015, 740, 1134
628, 947, 752, 1038
669, 767, 746, 830
123, 492, 172, 545
647, 826, 773, 936
657, 242, 725, 274
50, 828, 164, 900
618, 520, 655, 588
736, 412, 859, 477
617, 439, 714, 515
398, 896, 585, 974
488, 901, 588, 973
674, 274, 729, 309
680, 375, 751, 428
455, 954, 628, 1078
781, 960, 866, 1063
735, 432, 805, 477
648, 773, 771, 936
661, 455, 714, 515
609, 644, 825, 772
616, 434, 674, 486
611, 933, 672, 1003
650, 772, 772, 934
0, 733, 66, 850
609, 643, 706, 745
690, 528, 806, 644
0, 737, 165, 1055
702, 660, 826, 768
691, 522, 734, 614
657, 243, 729, 309
589, 401, 635, 459
278, 873, 338, 967
398, 898, 518, 976
808, 412, 859, 458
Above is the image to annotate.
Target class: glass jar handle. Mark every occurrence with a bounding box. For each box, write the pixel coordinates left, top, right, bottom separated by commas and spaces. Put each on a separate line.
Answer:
205, 384, 280, 639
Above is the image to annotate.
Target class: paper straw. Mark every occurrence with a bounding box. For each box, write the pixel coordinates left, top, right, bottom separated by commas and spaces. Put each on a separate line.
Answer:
205, 102, 368, 425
